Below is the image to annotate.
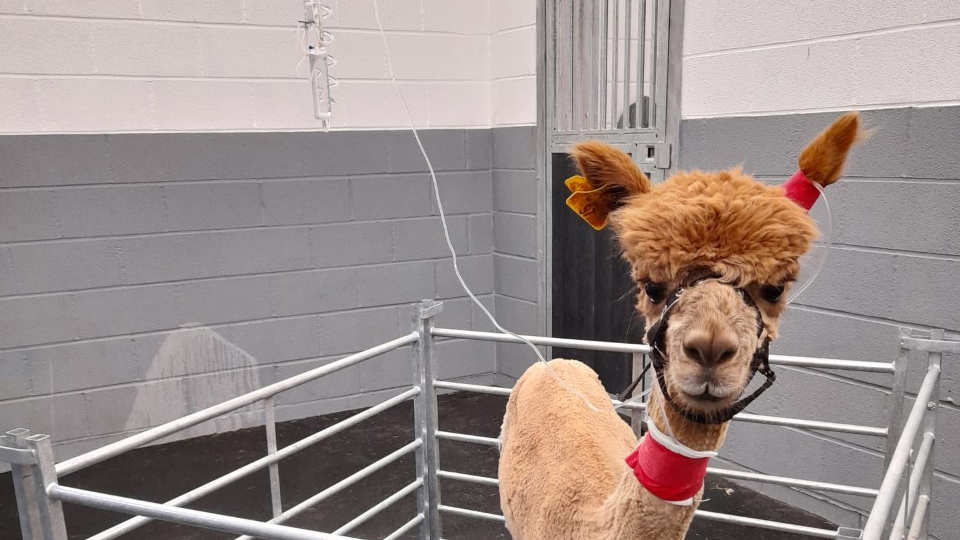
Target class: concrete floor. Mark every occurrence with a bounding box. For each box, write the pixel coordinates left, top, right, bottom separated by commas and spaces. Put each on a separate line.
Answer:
1, 392, 835, 539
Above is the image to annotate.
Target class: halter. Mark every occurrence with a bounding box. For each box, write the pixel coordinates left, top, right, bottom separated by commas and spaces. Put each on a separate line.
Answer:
621, 275, 776, 425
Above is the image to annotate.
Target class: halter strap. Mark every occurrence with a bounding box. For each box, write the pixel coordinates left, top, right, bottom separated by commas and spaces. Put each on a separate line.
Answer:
626, 276, 776, 425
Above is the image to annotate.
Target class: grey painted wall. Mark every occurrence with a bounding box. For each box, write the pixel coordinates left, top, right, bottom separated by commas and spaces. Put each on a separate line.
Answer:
0, 129, 499, 467
491, 126, 544, 383
680, 106, 960, 540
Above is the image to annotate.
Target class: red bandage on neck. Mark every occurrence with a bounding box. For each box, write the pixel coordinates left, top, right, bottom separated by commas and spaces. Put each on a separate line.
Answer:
783, 169, 820, 211
625, 432, 711, 503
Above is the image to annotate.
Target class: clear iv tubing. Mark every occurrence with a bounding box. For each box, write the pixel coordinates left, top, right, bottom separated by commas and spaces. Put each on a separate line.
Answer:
371, 0, 601, 412
786, 180, 832, 305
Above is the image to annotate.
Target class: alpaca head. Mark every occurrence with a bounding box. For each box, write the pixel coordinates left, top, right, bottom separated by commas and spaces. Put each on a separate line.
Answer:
570, 113, 861, 419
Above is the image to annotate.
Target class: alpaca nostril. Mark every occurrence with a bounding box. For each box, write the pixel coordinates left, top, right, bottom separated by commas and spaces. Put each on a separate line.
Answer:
683, 344, 702, 364
683, 331, 738, 367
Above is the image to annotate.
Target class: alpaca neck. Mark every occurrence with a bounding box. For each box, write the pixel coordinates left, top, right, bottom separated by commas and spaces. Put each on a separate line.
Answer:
644, 388, 729, 452
592, 390, 728, 539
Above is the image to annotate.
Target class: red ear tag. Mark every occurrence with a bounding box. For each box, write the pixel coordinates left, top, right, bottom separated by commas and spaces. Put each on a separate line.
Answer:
783, 169, 820, 211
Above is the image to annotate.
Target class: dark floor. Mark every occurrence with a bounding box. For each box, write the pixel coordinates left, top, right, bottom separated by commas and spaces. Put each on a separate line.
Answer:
1, 393, 835, 539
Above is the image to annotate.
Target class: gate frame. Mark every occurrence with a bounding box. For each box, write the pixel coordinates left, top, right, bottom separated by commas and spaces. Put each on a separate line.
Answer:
538, 0, 684, 343
2, 299, 954, 540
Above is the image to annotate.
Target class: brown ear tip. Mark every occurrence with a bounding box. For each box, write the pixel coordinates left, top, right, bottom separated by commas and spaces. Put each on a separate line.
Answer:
798, 111, 865, 187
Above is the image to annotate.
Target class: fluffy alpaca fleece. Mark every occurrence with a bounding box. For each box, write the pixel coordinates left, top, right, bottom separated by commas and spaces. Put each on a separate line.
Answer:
499, 113, 862, 540
499, 360, 699, 540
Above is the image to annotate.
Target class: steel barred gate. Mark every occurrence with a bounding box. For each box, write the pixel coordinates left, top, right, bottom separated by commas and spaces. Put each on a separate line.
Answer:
1, 299, 954, 539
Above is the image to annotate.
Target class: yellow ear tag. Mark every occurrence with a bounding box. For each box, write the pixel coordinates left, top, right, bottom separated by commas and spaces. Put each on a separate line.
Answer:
564, 175, 610, 231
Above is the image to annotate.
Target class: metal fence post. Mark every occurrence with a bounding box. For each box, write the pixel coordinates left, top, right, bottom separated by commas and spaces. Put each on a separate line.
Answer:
5, 428, 43, 540
914, 328, 942, 539
885, 328, 911, 471
630, 351, 646, 434
25, 434, 68, 540
263, 396, 283, 518
412, 299, 443, 539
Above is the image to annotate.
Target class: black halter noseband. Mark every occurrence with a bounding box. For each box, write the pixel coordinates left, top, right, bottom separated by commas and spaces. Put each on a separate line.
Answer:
620, 276, 776, 425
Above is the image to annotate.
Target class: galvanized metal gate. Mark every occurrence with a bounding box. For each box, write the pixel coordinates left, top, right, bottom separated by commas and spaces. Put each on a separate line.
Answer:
540, 0, 682, 181
539, 0, 684, 384
1, 300, 952, 539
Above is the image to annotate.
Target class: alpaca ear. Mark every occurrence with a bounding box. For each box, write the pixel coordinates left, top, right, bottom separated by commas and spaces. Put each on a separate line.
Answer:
565, 142, 651, 230
569, 141, 651, 196
797, 112, 863, 187
784, 112, 864, 210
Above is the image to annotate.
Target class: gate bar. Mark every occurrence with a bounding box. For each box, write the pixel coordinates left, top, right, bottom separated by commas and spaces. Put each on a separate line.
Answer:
236, 439, 422, 540
706, 467, 879, 497
439, 504, 506, 523
57, 332, 418, 477
694, 509, 840, 539
862, 364, 941, 539
433, 380, 511, 396
435, 379, 887, 436
50, 484, 359, 540
889, 432, 935, 538
615, 400, 887, 437
435, 432, 877, 497
438, 470, 499, 487
436, 430, 498, 446
431, 328, 894, 372
88, 386, 421, 540
384, 514, 424, 540
332, 478, 423, 536
905, 495, 930, 540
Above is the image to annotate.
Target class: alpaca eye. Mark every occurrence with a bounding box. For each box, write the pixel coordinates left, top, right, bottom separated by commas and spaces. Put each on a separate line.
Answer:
643, 282, 666, 304
760, 284, 785, 303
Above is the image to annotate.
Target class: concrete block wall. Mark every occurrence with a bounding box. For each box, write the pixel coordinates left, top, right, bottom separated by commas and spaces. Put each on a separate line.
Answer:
679, 107, 960, 540
490, 0, 537, 126
682, 0, 960, 118
491, 126, 543, 383
0, 129, 498, 466
0, 0, 492, 132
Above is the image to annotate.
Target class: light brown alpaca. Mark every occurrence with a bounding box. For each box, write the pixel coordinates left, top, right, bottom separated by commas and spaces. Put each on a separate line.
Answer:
498, 113, 862, 540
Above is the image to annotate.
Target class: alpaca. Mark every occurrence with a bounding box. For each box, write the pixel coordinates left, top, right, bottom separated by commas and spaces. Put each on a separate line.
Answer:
498, 113, 862, 540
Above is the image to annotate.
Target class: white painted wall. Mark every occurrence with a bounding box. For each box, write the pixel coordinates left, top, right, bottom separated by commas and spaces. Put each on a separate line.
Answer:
490, 0, 537, 126
682, 0, 960, 118
0, 0, 495, 133
9, 1, 960, 131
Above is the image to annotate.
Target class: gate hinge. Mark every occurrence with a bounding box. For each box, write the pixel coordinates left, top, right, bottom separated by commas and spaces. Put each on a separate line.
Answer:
654, 143, 672, 169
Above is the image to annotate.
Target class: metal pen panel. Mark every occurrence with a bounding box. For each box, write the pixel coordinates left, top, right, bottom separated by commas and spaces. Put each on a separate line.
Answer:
599, 0, 608, 129
56, 332, 418, 477
609, 0, 620, 129
636, 0, 646, 127
653, 0, 669, 130
88, 387, 421, 540
50, 485, 358, 540
332, 478, 423, 536
555, 0, 573, 131
622, 0, 633, 128
570, 0, 582, 131
862, 364, 941, 539
236, 440, 423, 540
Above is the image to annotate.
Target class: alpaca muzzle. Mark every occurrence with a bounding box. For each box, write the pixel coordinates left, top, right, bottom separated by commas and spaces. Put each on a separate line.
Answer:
642, 277, 776, 425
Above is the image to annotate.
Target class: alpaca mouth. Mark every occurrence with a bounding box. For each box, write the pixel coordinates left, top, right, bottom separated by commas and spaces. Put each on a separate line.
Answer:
676, 380, 737, 406
683, 389, 724, 403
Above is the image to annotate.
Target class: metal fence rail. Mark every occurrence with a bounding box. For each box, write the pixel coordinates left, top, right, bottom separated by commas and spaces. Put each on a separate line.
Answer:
1, 300, 952, 540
